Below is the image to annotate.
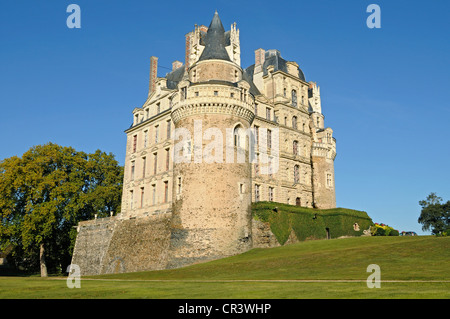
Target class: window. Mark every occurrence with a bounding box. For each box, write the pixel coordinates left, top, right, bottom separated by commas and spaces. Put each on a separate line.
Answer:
268, 187, 274, 202
268, 157, 273, 178
152, 184, 156, 205
214, 91, 218, 96
294, 165, 300, 184
165, 148, 170, 171
181, 87, 187, 100
254, 103, 258, 116
292, 116, 297, 129
267, 129, 272, 149
140, 187, 145, 208
255, 154, 259, 176
316, 117, 320, 127
142, 157, 146, 178
177, 177, 182, 195
296, 197, 301, 207
283, 88, 287, 97
254, 126, 259, 146
156, 103, 160, 114
145, 108, 149, 120
155, 125, 159, 143
132, 135, 137, 153
195, 91, 199, 97
164, 181, 169, 203
134, 114, 139, 125
230, 92, 234, 98
266, 107, 271, 121
167, 120, 171, 139
327, 173, 333, 187
239, 183, 244, 194
234, 125, 243, 148
292, 90, 297, 107
130, 190, 134, 209
131, 161, 135, 180
293, 141, 298, 155
153, 152, 158, 175
301, 95, 305, 105
303, 123, 306, 132
255, 184, 260, 202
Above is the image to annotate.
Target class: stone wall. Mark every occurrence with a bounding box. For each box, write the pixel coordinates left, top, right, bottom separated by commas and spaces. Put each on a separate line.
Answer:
71, 212, 172, 276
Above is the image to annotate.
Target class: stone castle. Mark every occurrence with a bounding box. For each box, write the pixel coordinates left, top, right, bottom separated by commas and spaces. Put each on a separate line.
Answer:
71, 12, 337, 275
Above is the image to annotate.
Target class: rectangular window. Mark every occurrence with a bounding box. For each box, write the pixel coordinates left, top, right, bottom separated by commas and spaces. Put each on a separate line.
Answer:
266, 107, 271, 121
182, 87, 187, 100
142, 157, 146, 178
254, 103, 258, 116
132, 135, 137, 153
164, 181, 169, 203
267, 129, 272, 149
255, 184, 260, 202
155, 125, 159, 143
140, 187, 145, 208
145, 108, 149, 120
167, 120, 171, 139
254, 126, 259, 146
153, 152, 158, 175
152, 184, 156, 205
156, 103, 160, 114
165, 148, 170, 171
268, 187, 274, 202
144, 130, 148, 148
255, 153, 259, 176
130, 190, 134, 209
131, 161, 135, 180
239, 183, 244, 194
214, 91, 218, 96
327, 173, 333, 187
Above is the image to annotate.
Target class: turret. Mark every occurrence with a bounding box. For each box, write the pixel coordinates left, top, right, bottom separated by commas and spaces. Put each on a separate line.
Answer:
168, 11, 255, 268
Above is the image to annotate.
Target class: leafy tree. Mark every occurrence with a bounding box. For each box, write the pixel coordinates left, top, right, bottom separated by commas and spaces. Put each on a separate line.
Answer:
418, 193, 450, 235
0, 143, 123, 276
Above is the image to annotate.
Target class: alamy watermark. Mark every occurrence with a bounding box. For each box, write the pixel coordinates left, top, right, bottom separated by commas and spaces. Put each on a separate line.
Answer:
66, 264, 81, 288
172, 120, 280, 174
366, 264, 381, 288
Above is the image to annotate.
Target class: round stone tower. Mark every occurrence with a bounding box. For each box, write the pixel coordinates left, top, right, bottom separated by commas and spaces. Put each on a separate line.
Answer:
168, 12, 255, 268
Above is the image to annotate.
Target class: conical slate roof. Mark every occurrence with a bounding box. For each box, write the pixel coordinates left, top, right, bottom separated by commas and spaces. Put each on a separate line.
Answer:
198, 11, 231, 62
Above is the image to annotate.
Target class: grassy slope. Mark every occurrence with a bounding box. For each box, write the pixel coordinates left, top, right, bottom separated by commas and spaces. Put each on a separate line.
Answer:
0, 236, 449, 298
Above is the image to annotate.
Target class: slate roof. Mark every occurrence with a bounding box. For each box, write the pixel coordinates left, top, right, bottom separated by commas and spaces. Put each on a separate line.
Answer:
198, 11, 231, 62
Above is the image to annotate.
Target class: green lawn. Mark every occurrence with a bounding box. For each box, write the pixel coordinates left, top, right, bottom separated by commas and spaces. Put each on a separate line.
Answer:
0, 236, 449, 299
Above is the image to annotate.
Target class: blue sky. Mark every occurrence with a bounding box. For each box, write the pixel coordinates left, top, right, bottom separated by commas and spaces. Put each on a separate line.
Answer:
1, 0, 449, 234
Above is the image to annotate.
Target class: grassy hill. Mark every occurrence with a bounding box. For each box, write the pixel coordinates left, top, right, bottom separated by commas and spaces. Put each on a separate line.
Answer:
0, 236, 448, 298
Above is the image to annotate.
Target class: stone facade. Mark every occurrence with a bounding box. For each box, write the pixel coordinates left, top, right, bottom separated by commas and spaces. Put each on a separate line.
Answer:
71, 12, 338, 275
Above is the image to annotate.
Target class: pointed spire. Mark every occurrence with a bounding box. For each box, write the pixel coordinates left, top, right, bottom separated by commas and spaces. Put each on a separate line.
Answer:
198, 11, 230, 62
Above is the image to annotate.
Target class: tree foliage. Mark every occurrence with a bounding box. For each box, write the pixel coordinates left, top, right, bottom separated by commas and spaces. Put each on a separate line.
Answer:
0, 143, 123, 275
418, 193, 450, 235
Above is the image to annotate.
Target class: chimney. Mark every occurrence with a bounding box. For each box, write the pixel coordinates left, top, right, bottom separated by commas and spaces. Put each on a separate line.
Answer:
172, 60, 183, 71
255, 48, 265, 66
149, 56, 158, 96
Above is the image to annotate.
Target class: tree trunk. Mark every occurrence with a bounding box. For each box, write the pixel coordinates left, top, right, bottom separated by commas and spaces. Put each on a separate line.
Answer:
40, 243, 48, 277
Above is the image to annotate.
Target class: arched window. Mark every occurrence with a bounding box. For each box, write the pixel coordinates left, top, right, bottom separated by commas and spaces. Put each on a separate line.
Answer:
292, 116, 297, 129
291, 90, 297, 107
234, 125, 244, 148
294, 165, 300, 184
293, 140, 298, 155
